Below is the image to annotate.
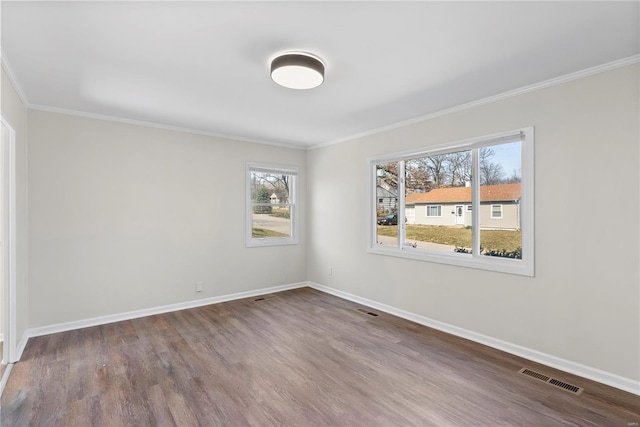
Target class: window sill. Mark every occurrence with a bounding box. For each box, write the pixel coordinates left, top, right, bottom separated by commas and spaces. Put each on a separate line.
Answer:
367, 245, 533, 277
247, 237, 299, 248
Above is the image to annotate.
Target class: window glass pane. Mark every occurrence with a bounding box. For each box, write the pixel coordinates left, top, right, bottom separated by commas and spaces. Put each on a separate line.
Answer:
375, 162, 399, 245
479, 141, 522, 259
250, 172, 291, 204
404, 150, 472, 253
252, 205, 291, 238
248, 165, 297, 246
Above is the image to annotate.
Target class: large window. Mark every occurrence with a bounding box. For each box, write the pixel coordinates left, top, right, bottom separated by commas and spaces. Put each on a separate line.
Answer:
246, 163, 298, 247
370, 128, 534, 276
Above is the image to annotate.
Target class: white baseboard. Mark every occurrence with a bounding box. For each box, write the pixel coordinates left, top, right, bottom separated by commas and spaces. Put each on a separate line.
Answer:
14, 280, 639, 396
307, 281, 640, 396
15, 332, 29, 362
23, 281, 308, 343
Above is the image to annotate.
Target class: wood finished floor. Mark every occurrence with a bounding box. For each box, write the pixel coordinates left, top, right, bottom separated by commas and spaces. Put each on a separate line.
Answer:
1, 287, 638, 426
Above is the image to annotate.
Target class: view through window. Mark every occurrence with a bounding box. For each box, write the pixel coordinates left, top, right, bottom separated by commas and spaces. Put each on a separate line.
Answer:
247, 164, 298, 247
371, 129, 533, 276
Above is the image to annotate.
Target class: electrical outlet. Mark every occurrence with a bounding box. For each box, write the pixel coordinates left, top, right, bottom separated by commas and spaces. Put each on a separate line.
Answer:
196, 281, 204, 292
328, 267, 333, 276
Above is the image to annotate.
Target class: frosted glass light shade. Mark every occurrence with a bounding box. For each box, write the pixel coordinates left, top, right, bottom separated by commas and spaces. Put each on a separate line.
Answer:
270, 52, 325, 90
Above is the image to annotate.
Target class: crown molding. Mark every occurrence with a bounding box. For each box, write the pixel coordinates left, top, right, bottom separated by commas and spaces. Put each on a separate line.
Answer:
28, 104, 306, 150
309, 54, 640, 150
4, 50, 638, 152
0, 51, 30, 107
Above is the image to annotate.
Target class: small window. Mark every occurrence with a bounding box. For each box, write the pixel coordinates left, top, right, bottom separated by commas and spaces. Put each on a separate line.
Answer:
491, 204, 503, 219
426, 205, 442, 217
378, 198, 383, 203
247, 163, 298, 247
467, 205, 472, 211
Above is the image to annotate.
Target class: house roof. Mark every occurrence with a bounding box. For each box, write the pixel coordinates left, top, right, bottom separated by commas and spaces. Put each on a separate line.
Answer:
405, 183, 521, 204
377, 186, 397, 198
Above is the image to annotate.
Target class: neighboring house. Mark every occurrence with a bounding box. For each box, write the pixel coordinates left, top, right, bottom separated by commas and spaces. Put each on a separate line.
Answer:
405, 183, 521, 230
376, 185, 397, 215
269, 192, 290, 204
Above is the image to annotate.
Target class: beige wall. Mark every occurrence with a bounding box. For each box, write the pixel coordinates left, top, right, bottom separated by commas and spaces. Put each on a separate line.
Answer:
27, 110, 307, 327
307, 65, 640, 381
1, 68, 29, 349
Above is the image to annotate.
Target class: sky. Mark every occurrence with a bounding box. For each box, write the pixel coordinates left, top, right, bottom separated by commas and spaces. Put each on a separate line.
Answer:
492, 141, 521, 178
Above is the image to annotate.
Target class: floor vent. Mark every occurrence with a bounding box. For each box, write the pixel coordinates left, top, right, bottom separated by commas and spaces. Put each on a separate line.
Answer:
253, 294, 275, 302
518, 368, 584, 395
356, 308, 379, 317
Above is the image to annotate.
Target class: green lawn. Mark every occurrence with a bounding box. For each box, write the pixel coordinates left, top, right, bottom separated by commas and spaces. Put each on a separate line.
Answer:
377, 225, 521, 251
252, 228, 289, 238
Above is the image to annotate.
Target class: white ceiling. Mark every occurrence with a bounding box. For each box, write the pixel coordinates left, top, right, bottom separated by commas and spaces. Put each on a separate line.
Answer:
2, 1, 638, 149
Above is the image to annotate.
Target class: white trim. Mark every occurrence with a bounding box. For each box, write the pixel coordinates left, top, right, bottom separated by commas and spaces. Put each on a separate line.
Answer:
307, 282, 640, 396
0, 51, 30, 106
0, 117, 18, 364
2, 49, 635, 153
25, 282, 307, 340
368, 127, 533, 277
309, 55, 640, 150
28, 104, 305, 151
15, 332, 28, 362
0, 362, 14, 398
246, 163, 299, 247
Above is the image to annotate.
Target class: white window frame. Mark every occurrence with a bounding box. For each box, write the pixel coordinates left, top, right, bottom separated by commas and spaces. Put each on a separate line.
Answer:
491, 204, 503, 219
466, 205, 472, 212
246, 163, 299, 247
367, 127, 534, 277
425, 205, 442, 217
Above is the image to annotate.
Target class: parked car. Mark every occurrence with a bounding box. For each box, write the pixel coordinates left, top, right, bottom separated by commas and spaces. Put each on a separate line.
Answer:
377, 214, 398, 225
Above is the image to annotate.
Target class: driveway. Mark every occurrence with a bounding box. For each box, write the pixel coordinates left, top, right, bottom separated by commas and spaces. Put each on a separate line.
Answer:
253, 214, 291, 234
376, 235, 455, 253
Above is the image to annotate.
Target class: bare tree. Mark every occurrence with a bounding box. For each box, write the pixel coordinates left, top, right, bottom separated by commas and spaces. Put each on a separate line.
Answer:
405, 158, 432, 192
426, 154, 449, 188
479, 147, 505, 185
446, 151, 472, 186
253, 173, 290, 202
503, 169, 522, 184
377, 162, 399, 191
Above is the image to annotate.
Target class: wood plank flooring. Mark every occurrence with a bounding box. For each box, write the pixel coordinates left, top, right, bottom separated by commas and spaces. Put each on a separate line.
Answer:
1, 287, 639, 426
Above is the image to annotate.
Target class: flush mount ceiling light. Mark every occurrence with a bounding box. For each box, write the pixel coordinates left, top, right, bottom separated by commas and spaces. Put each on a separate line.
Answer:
270, 52, 325, 90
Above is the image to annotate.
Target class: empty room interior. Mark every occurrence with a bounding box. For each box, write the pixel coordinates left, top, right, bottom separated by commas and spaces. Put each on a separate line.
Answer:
1, 1, 639, 425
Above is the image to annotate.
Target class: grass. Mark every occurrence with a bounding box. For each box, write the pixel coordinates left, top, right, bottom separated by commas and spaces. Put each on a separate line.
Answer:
377, 225, 521, 251
252, 228, 289, 238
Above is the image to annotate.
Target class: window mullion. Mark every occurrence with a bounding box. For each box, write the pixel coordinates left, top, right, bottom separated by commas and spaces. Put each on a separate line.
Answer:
398, 160, 406, 249
471, 148, 481, 257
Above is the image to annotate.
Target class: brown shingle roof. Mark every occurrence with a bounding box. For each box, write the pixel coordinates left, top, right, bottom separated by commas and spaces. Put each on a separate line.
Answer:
405, 183, 521, 204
